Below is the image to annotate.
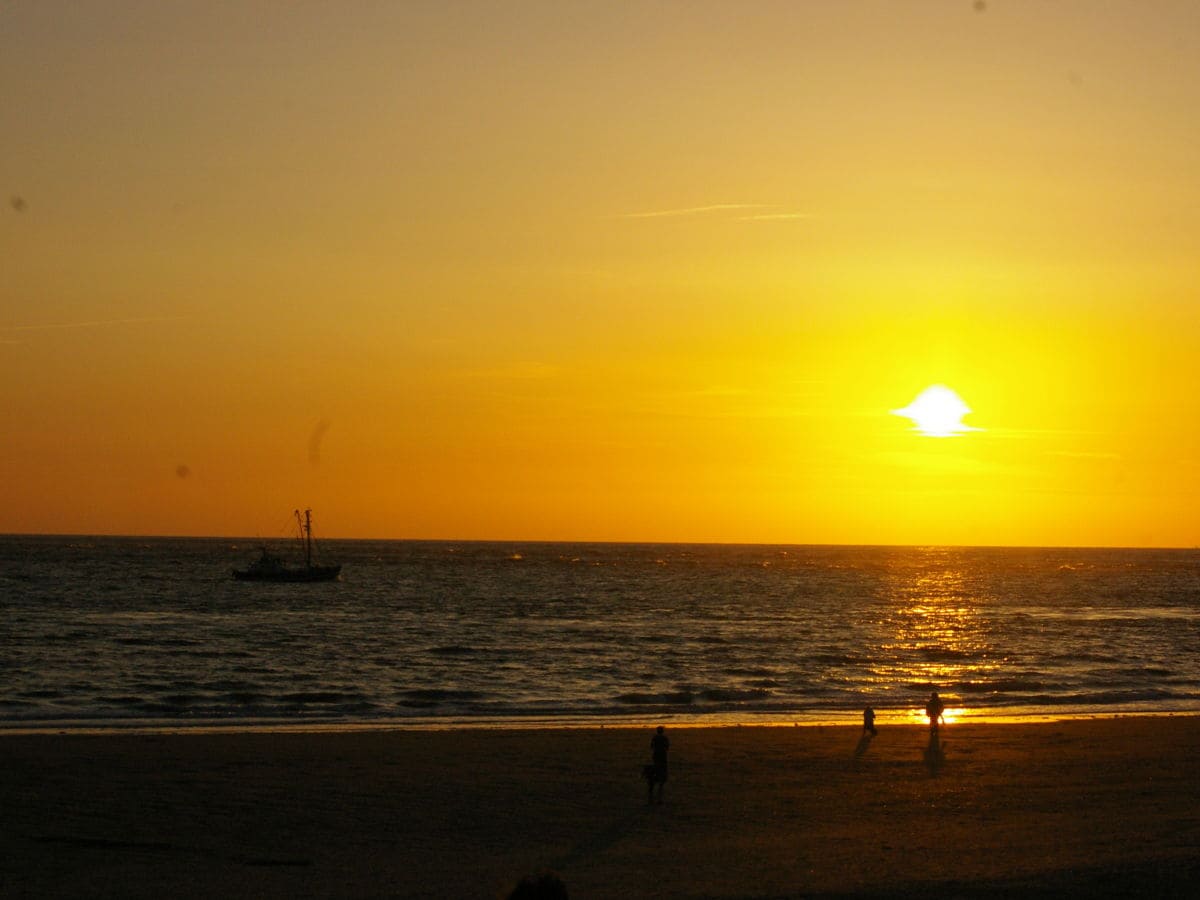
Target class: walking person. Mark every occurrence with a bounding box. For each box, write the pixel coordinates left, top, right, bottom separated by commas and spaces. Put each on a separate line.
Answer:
646, 725, 669, 804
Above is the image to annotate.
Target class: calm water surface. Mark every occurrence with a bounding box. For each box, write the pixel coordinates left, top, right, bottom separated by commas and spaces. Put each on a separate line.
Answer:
2, 537, 1198, 729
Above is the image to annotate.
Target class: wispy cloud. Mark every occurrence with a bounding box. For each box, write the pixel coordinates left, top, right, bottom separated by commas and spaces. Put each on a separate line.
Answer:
456, 362, 561, 380
7, 315, 189, 332
630, 383, 831, 420
616, 203, 815, 223
1048, 450, 1122, 461
737, 212, 815, 222
617, 203, 770, 219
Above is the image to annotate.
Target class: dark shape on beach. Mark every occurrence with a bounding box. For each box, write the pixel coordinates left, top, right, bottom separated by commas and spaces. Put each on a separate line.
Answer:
924, 691, 946, 774
855, 706, 878, 758
854, 732, 874, 758
925, 691, 945, 736
973, 0, 987, 12
175, 464, 191, 479
232, 508, 341, 582
644, 725, 669, 804
924, 728, 945, 774
10, 194, 27, 212
507, 871, 568, 899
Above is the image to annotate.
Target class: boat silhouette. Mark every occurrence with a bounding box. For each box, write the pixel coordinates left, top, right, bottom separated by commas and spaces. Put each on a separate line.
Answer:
232, 509, 341, 582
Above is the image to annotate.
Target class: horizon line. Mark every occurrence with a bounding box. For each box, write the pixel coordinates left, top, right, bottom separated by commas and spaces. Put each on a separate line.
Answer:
1, 531, 1194, 552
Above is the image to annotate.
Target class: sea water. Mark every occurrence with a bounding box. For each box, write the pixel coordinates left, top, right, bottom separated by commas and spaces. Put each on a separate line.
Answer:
2, 537, 1198, 730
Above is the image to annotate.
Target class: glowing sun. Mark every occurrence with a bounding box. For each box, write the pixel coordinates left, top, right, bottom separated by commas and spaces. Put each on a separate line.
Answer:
891, 385, 979, 437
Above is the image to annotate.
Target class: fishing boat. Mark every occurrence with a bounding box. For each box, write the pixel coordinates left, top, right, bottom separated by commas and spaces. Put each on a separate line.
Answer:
232, 508, 342, 582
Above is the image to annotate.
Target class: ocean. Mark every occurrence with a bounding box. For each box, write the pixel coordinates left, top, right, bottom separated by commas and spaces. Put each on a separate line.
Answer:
2, 537, 1198, 730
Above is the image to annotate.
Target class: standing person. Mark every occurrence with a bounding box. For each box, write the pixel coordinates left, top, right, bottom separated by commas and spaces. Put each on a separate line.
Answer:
647, 725, 669, 804
863, 706, 877, 736
925, 691, 945, 736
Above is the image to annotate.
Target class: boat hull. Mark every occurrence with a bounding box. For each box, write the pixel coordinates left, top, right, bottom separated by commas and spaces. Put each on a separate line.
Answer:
231, 565, 342, 583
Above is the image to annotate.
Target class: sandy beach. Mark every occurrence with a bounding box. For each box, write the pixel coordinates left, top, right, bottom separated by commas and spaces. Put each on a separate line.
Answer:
2, 717, 1198, 898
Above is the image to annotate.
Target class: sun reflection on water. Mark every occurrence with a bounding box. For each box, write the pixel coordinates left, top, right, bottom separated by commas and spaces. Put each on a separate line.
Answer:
867, 549, 1004, 719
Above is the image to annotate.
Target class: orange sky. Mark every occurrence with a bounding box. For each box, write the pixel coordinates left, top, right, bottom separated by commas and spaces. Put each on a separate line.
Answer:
3, 1, 1199, 545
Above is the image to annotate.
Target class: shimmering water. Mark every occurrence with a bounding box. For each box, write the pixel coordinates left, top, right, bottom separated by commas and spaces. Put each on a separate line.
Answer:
2, 537, 1198, 729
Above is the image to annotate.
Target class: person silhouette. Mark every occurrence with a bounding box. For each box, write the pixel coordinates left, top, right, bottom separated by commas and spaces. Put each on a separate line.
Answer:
646, 725, 669, 804
925, 691, 945, 736
863, 706, 877, 736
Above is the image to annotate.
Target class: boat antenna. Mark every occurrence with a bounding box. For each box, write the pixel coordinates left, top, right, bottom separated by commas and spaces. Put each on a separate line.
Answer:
293, 509, 314, 568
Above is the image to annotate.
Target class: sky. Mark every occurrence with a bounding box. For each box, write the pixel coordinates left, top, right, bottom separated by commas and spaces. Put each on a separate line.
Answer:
3, 1, 1199, 546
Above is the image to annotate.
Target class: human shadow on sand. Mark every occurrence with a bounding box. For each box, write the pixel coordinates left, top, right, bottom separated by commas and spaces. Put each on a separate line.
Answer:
548, 810, 644, 872
853, 732, 874, 758
923, 730, 945, 775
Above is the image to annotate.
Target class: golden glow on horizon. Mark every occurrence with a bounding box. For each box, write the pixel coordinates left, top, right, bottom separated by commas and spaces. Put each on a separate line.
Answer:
902, 706, 965, 726
891, 385, 978, 437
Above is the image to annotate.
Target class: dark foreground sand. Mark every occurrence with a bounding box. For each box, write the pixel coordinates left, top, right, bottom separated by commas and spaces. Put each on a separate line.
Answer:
2, 717, 1199, 898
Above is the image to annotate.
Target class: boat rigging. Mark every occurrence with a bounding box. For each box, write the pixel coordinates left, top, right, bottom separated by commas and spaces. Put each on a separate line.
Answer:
232, 508, 342, 582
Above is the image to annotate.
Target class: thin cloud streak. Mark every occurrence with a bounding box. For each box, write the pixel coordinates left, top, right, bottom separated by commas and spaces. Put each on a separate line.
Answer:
455, 362, 561, 380
7, 315, 190, 332
618, 203, 769, 219
738, 212, 815, 221
1048, 450, 1122, 461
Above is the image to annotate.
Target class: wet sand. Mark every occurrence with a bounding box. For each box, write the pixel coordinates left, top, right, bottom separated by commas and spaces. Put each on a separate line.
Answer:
2, 717, 1199, 898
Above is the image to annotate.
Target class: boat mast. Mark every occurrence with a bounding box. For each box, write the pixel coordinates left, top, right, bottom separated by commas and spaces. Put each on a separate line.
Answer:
294, 508, 314, 568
